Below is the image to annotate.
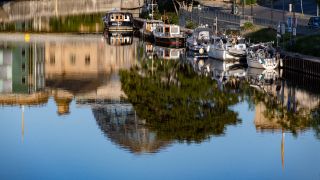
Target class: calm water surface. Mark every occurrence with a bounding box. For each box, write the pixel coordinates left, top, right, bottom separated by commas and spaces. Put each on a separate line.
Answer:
0, 34, 320, 179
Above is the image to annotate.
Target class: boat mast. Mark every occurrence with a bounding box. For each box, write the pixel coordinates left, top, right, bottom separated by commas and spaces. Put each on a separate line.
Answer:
150, 0, 157, 20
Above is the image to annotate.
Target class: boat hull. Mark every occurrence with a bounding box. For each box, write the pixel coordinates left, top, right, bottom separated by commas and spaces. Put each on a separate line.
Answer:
154, 36, 186, 48
208, 48, 235, 61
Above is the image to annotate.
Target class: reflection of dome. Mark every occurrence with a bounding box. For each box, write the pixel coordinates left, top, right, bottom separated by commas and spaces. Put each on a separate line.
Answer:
55, 98, 72, 116
53, 90, 73, 116
92, 103, 171, 154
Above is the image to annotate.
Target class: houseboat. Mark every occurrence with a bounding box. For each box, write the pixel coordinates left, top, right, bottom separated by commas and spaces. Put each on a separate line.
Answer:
102, 10, 134, 32
139, 19, 164, 41
153, 24, 186, 48
247, 43, 280, 70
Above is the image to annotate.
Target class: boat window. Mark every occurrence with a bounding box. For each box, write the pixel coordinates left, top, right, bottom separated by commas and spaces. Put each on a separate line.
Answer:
111, 16, 114, 20
171, 50, 179, 57
171, 27, 179, 34
222, 39, 227, 44
116, 16, 118, 20
165, 27, 170, 33
120, 15, 122, 19
238, 39, 245, 44
165, 49, 170, 57
198, 31, 209, 40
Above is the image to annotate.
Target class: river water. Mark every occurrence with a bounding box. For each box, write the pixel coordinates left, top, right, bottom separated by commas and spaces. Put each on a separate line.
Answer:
0, 34, 319, 179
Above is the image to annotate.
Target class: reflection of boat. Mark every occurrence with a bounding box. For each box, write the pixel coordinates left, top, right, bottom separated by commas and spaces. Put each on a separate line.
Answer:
247, 43, 280, 70
153, 24, 186, 48
186, 26, 211, 52
153, 46, 185, 60
246, 68, 279, 92
104, 32, 133, 46
207, 59, 246, 80
102, 10, 134, 32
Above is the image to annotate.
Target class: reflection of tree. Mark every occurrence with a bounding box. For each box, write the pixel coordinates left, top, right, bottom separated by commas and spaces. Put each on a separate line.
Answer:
120, 60, 241, 143
244, 80, 320, 138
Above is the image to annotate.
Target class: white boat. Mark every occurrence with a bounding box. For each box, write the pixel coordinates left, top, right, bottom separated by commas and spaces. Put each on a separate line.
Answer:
247, 43, 280, 70
208, 36, 247, 61
186, 26, 211, 52
208, 36, 234, 60
227, 36, 247, 58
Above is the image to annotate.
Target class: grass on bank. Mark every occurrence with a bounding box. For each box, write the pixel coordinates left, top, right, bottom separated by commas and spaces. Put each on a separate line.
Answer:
244, 27, 320, 57
287, 34, 320, 57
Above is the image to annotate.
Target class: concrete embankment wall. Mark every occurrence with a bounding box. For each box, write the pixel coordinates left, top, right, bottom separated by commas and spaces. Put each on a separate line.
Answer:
1, 0, 144, 22
281, 52, 320, 77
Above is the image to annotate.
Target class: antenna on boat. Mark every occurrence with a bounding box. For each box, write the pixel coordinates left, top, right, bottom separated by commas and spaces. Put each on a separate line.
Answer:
149, 0, 157, 20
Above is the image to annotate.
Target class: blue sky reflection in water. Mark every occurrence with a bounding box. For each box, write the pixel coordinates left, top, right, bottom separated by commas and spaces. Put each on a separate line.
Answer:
0, 35, 319, 180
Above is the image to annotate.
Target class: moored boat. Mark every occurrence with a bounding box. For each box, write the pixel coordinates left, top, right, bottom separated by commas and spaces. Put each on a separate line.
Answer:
186, 25, 212, 52
208, 36, 235, 60
102, 10, 134, 32
153, 24, 186, 48
139, 19, 163, 41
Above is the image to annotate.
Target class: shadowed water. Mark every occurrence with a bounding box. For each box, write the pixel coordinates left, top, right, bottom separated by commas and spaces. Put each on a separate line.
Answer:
0, 34, 319, 179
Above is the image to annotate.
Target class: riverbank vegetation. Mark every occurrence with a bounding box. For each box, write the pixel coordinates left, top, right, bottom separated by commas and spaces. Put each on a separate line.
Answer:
286, 34, 320, 57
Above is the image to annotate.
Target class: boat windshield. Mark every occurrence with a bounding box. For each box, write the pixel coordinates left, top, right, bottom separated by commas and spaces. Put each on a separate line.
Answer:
198, 31, 210, 40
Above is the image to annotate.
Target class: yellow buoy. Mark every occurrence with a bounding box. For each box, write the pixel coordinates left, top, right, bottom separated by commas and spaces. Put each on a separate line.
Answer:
24, 33, 30, 42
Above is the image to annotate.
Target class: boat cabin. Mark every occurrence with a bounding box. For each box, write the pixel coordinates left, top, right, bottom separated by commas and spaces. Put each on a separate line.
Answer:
106, 11, 132, 23
193, 27, 211, 42
154, 24, 182, 37
143, 20, 163, 33
103, 10, 133, 31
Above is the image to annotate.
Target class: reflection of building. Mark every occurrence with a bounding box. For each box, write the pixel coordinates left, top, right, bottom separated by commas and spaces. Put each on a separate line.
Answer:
45, 37, 138, 115
0, 43, 47, 106
45, 38, 137, 78
251, 67, 320, 132
90, 102, 170, 154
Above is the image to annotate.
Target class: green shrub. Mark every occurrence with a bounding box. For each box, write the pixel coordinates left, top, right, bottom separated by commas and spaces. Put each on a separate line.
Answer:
241, 22, 254, 31
186, 20, 196, 29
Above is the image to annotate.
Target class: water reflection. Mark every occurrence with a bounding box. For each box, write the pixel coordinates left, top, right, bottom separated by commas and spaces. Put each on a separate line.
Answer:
0, 35, 319, 156
0, 42, 47, 106
120, 59, 241, 143
91, 102, 171, 154
179, 57, 320, 138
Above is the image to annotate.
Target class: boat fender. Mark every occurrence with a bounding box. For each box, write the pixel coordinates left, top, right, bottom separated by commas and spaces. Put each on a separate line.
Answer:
199, 48, 204, 54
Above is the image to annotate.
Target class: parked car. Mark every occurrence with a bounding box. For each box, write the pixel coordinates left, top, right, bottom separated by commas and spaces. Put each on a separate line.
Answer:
308, 17, 320, 29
